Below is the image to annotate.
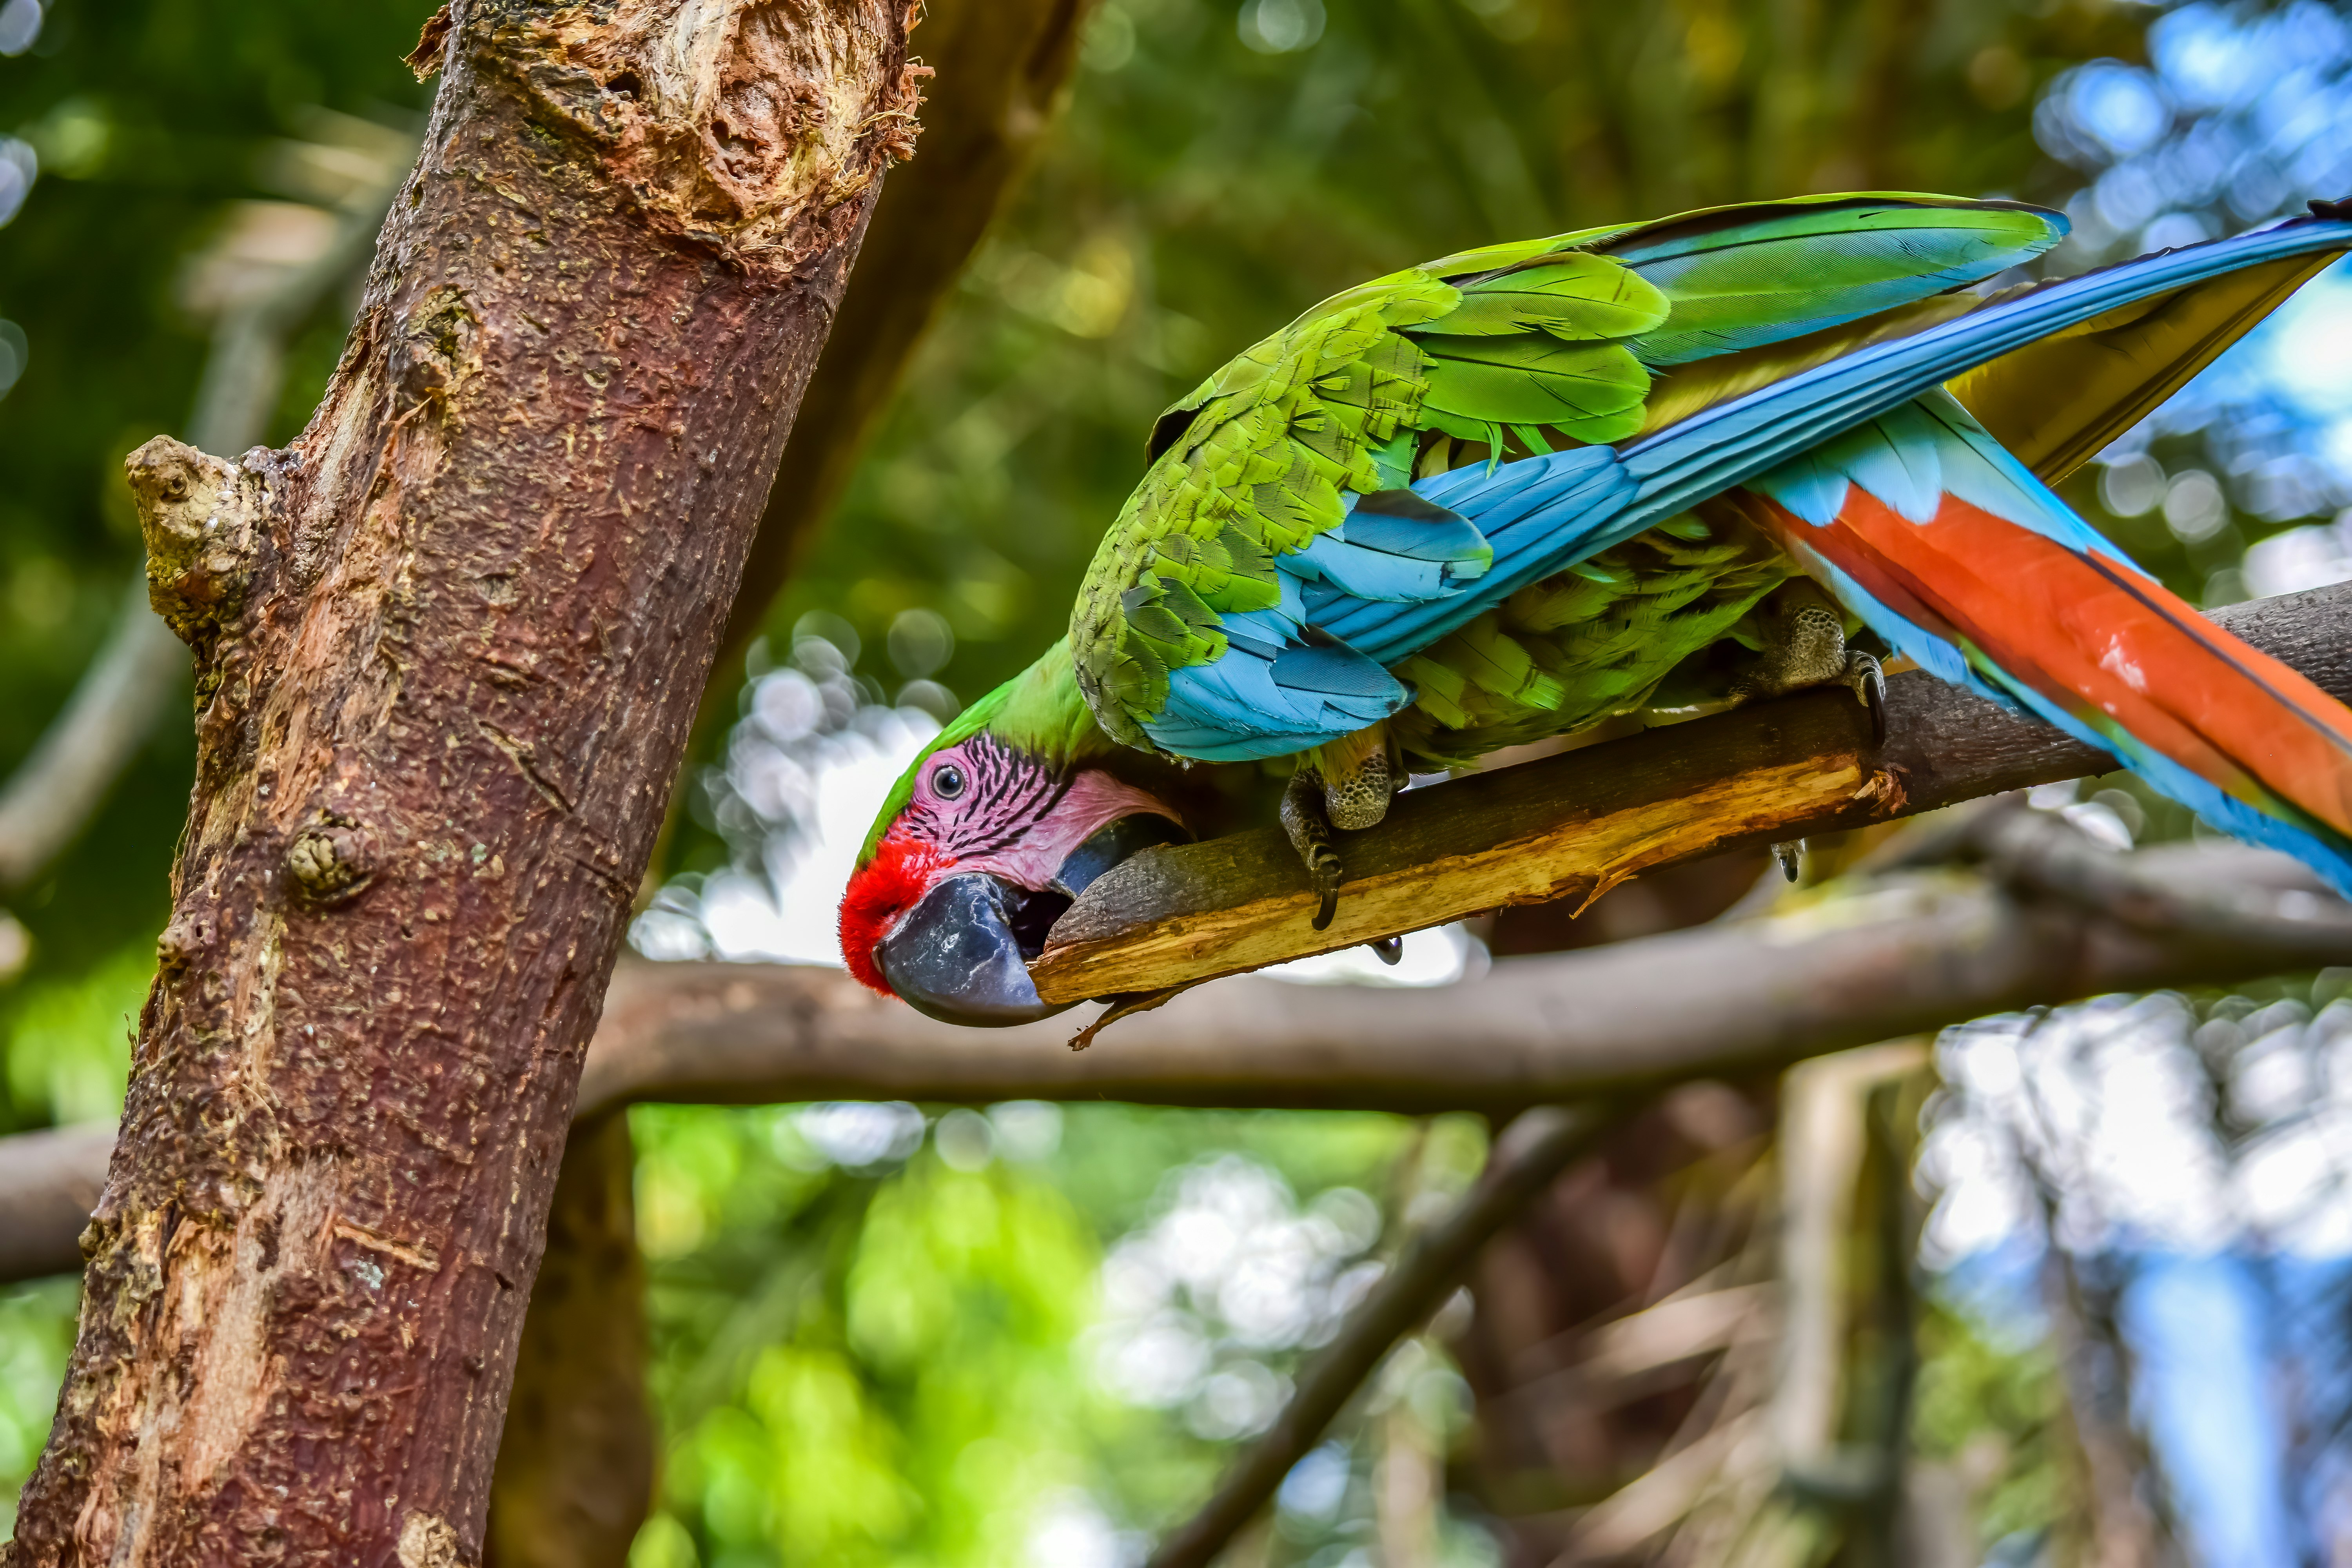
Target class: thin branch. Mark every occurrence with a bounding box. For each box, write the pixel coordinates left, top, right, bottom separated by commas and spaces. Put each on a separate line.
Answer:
0, 1126, 113, 1280
1146, 1103, 1630, 1568
1032, 582, 2352, 1001
0, 590, 188, 888
1976, 805, 2352, 956
711, 0, 1098, 669
0, 181, 395, 890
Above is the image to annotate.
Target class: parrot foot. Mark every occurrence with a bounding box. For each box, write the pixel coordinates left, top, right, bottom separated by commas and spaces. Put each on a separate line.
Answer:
1846, 650, 1886, 745
1368, 935, 1403, 965
1773, 840, 1805, 882
1282, 771, 1347, 931
1730, 583, 1886, 747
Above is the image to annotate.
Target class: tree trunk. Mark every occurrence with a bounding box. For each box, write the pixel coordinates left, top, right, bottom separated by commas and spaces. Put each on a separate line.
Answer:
2, 3, 918, 1562
483, 1113, 650, 1568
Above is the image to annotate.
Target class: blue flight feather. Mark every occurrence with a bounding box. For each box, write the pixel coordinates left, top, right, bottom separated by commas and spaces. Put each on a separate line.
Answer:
1315, 213, 2352, 668
1143, 573, 1412, 759
1280, 492, 1492, 603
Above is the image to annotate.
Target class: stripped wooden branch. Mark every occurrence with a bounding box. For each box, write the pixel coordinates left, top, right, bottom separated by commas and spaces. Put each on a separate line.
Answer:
1031, 582, 2352, 1003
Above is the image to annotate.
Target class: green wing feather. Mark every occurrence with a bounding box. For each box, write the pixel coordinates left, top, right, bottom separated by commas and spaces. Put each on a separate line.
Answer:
1072, 193, 2066, 756
1612, 196, 2069, 365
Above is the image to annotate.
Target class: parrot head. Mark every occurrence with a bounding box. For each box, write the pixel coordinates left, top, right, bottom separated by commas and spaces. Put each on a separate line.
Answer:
840, 653, 1190, 1026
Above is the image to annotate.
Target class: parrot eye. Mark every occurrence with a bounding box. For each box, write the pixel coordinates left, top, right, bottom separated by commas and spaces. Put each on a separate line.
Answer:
930, 764, 967, 800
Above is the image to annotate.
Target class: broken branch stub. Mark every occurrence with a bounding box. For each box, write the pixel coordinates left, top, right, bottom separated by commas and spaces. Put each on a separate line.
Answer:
5, 3, 918, 1564
1030, 582, 2352, 1003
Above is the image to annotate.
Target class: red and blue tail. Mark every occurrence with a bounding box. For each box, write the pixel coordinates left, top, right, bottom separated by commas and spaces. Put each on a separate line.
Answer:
1735, 391, 2352, 893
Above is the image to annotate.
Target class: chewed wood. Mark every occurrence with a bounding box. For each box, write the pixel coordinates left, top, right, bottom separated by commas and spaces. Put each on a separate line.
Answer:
1032, 581, 2352, 1003
1036, 752, 1864, 1000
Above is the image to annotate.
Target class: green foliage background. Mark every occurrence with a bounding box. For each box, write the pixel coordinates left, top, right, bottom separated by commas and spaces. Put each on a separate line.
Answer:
0, 0, 2307, 1558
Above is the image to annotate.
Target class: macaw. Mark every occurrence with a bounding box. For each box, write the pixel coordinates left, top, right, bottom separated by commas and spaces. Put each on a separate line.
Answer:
840, 191, 2352, 1025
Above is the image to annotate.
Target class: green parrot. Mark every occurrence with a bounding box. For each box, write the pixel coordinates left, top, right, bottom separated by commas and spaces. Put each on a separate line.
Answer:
841, 191, 2352, 1025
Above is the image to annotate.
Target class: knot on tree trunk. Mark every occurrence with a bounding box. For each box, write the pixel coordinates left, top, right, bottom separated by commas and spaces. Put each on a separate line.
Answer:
287, 821, 378, 906
397, 1511, 472, 1568
126, 436, 266, 649
481, 0, 928, 280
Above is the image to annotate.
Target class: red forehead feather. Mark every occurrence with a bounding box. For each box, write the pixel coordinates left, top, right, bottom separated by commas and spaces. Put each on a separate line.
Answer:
839, 835, 948, 995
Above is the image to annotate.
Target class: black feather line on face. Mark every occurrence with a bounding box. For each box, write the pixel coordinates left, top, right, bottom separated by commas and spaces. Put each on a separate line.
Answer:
900, 733, 1071, 861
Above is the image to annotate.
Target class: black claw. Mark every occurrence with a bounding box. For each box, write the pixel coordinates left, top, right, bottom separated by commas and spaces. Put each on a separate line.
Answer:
1369, 935, 1403, 965
1863, 665, 1887, 746
1773, 841, 1803, 882
1313, 887, 1338, 931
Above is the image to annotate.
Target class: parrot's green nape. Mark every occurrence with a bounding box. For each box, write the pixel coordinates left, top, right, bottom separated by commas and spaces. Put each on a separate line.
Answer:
842, 190, 2352, 1029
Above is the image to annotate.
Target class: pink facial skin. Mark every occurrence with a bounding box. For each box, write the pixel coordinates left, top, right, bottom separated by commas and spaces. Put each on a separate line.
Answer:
894, 736, 1181, 893
965, 769, 1179, 890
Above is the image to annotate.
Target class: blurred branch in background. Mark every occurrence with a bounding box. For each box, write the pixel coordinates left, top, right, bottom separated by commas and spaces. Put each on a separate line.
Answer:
485, 1112, 654, 1568
0, 823, 2321, 1281
1145, 1103, 1631, 1568
709, 0, 1097, 679
2038, 1222, 2176, 1568
0, 113, 408, 892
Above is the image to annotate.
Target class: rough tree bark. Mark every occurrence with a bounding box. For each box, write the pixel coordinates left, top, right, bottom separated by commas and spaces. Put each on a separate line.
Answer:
481, 5, 1097, 1543
3, 3, 920, 1563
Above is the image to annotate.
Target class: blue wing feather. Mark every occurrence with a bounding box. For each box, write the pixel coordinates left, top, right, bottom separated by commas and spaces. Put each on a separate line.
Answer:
1281, 492, 1492, 603
1327, 214, 2352, 668
1143, 575, 1414, 759
1147, 212, 2352, 755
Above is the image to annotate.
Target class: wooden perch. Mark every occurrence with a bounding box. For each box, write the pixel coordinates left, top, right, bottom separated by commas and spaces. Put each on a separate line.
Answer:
1032, 581, 2352, 1003
0, 837, 2338, 1286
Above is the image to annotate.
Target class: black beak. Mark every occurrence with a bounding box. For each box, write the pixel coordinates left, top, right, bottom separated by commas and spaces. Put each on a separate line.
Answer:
877, 873, 1067, 1027
875, 813, 1191, 1028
